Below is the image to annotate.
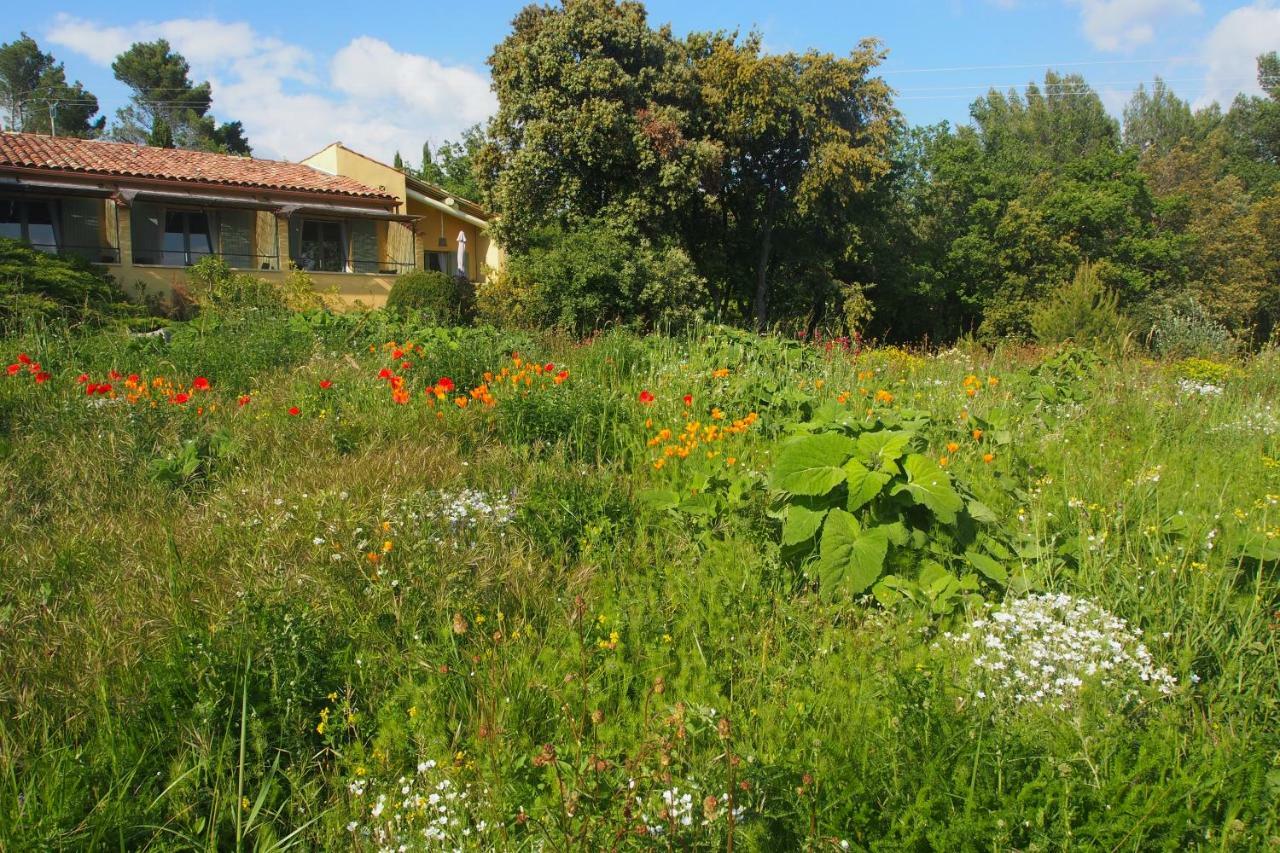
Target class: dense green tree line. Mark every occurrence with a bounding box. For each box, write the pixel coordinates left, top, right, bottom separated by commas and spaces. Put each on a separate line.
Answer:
472, 0, 1280, 347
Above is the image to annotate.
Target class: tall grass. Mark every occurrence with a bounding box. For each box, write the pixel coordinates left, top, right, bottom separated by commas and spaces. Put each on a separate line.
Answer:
0, 319, 1276, 849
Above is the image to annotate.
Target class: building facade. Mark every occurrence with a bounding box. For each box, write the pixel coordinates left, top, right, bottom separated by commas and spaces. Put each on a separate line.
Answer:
0, 132, 497, 308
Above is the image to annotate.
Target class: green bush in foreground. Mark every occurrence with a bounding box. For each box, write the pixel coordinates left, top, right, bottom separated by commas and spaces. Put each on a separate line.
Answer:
0, 237, 132, 328
387, 270, 472, 325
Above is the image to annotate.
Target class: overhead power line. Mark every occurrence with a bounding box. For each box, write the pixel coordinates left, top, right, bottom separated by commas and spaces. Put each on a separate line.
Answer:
880, 56, 1199, 75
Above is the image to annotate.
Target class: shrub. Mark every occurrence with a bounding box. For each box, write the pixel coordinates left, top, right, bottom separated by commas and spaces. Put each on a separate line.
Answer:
0, 237, 132, 327
385, 270, 471, 324
475, 266, 539, 329
1030, 261, 1130, 353
181, 257, 329, 315
501, 222, 708, 334
1139, 297, 1238, 359
1173, 356, 1239, 385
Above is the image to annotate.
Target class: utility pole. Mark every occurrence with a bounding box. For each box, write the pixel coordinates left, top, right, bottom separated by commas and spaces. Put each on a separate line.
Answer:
49, 99, 57, 137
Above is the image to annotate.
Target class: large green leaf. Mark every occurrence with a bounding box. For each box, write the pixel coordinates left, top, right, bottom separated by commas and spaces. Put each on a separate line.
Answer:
843, 457, 893, 512
854, 430, 912, 470
964, 549, 1007, 584
893, 454, 964, 523
782, 503, 828, 545
818, 509, 890, 596
637, 489, 680, 511
771, 433, 856, 496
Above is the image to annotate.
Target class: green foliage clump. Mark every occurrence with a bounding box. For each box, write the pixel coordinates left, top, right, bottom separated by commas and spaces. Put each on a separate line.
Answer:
1030, 261, 1130, 352
385, 270, 471, 325
502, 222, 707, 334
184, 256, 325, 314
768, 408, 1014, 611
1140, 298, 1238, 359
0, 237, 132, 327
1172, 356, 1239, 385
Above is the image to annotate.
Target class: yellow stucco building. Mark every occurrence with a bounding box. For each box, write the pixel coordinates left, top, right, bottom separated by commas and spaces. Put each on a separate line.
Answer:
0, 131, 500, 308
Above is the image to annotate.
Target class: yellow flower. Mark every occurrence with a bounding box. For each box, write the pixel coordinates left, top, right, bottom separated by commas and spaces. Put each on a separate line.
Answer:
409, 706, 418, 719
382, 540, 393, 553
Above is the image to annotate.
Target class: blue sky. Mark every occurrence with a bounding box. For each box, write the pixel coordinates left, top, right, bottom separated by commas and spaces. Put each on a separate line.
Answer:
5, 1, 1279, 162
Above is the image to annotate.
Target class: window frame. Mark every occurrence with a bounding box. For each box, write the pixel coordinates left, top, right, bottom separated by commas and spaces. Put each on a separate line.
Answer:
0, 197, 60, 253
160, 208, 215, 267
295, 217, 349, 273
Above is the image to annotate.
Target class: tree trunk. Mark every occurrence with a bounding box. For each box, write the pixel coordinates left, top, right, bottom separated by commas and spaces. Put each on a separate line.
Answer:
753, 219, 773, 331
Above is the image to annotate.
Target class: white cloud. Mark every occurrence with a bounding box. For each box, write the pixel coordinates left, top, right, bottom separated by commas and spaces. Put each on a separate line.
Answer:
1067, 0, 1201, 51
45, 14, 495, 163
1198, 2, 1280, 108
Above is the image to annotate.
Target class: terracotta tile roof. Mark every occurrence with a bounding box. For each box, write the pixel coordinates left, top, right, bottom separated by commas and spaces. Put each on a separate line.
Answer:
0, 132, 396, 202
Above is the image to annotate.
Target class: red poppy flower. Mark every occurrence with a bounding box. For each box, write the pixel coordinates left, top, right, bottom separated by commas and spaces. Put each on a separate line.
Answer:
171, 392, 190, 404
400, 361, 411, 370
319, 380, 333, 390
192, 377, 211, 392
85, 383, 98, 395
288, 406, 300, 416
127, 374, 139, 384
76, 373, 89, 384
238, 394, 251, 407
638, 390, 655, 404
392, 348, 404, 360
97, 383, 112, 395
35, 372, 49, 383
437, 377, 455, 393
378, 367, 393, 380
17, 353, 32, 365
544, 362, 554, 372
5, 364, 18, 376
683, 394, 693, 406
109, 370, 122, 380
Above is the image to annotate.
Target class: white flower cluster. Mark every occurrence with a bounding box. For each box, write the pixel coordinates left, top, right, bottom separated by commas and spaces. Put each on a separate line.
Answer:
431, 488, 515, 532
345, 760, 497, 851
635, 784, 746, 838
941, 593, 1177, 711
1208, 403, 1280, 436
1176, 378, 1223, 397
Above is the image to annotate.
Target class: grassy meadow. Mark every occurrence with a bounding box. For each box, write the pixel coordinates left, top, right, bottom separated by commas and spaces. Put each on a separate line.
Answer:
1, 311, 1278, 850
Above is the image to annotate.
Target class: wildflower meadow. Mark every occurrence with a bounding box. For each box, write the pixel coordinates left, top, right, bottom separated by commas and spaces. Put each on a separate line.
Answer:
2, 315, 1278, 850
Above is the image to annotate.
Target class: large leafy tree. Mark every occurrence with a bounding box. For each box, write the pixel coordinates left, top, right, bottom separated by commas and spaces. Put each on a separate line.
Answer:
1219, 52, 1280, 196
1123, 77, 1197, 156
689, 34, 896, 327
477, 0, 710, 251
111, 40, 250, 154
0, 33, 103, 137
